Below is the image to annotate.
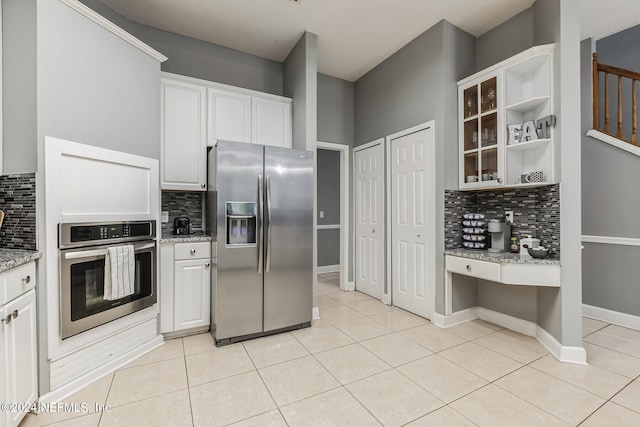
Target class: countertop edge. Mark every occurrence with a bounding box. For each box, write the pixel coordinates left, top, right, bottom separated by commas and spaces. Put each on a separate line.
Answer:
160, 235, 212, 243
0, 250, 42, 273
445, 249, 560, 265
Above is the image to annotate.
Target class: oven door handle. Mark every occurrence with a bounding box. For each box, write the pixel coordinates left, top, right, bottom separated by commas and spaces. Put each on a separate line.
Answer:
64, 242, 156, 260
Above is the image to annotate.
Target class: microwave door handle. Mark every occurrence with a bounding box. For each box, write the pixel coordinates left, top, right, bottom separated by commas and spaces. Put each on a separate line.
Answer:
266, 175, 272, 274
64, 242, 156, 259
258, 174, 264, 274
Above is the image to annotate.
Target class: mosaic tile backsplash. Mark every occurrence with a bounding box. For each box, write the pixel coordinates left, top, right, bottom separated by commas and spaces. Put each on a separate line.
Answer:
445, 184, 560, 257
161, 191, 204, 235
0, 173, 37, 250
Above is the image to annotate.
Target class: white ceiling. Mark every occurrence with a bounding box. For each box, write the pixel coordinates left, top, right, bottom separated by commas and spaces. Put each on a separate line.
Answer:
102, 0, 640, 82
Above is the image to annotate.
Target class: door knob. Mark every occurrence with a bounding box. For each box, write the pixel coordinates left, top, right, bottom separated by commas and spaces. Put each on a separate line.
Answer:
417, 233, 421, 238
372, 229, 375, 233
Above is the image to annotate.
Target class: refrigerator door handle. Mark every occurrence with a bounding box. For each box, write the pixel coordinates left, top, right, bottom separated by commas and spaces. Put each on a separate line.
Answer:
258, 174, 264, 274
266, 175, 272, 274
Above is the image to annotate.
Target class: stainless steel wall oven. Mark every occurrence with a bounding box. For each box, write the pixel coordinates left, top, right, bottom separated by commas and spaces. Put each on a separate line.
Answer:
58, 221, 157, 339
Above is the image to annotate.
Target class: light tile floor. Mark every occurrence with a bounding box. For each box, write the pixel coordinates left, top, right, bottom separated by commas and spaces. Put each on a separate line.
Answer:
21, 273, 640, 426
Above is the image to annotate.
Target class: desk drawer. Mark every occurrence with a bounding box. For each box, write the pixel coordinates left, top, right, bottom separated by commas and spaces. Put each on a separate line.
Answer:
174, 242, 211, 260
446, 255, 501, 282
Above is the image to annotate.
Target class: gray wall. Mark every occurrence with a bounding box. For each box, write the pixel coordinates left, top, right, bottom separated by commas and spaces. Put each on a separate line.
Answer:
583, 31, 640, 318
316, 149, 340, 268
317, 150, 341, 225
318, 73, 354, 145
80, 0, 284, 95
2, 0, 37, 172
475, 8, 534, 70
36, 0, 161, 162
354, 20, 475, 314
317, 73, 354, 277
284, 32, 318, 152
2, 0, 162, 172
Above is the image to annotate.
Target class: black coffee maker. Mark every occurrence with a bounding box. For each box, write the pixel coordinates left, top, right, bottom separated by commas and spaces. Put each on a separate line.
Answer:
174, 216, 190, 235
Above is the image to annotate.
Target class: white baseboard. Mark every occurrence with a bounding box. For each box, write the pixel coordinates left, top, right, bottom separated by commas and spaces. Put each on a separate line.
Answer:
37, 336, 164, 410
433, 306, 587, 365
536, 325, 587, 365
344, 281, 355, 291
312, 306, 320, 320
477, 307, 537, 336
583, 304, 640, 331
432, 307, 479, 329
317, 265, 340, 274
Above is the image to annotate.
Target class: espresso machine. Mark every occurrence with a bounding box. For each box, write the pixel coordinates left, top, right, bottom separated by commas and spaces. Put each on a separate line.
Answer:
488, 218, 511, 253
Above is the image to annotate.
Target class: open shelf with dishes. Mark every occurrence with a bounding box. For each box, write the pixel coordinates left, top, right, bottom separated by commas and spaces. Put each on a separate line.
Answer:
458, 44, 556, 191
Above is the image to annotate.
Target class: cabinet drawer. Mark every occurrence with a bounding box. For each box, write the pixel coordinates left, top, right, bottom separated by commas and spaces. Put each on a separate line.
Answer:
1, 262, 36, 306
446, 256, 501, 282
174, 242, 211, 260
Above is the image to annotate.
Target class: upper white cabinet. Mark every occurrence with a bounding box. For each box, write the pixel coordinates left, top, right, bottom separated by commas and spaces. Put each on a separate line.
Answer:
161, 73, 293, 191
252, 97, 292, 147
161, 78, 207, 191
458, 44, 555, 190
208, 89, 252, 144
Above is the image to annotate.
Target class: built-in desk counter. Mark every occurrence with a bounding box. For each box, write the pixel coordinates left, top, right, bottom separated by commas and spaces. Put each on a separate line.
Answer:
444, 249, 560, 316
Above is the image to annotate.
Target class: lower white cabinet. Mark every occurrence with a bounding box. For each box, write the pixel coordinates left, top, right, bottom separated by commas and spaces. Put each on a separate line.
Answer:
1, 262, 38, 427
160, 242, 211, 335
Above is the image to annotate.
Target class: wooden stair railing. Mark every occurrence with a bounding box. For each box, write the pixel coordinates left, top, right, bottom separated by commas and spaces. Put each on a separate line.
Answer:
593, 53, 640, 146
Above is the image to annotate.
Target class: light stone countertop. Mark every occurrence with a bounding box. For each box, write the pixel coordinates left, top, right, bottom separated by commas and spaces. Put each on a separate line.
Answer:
160, 232, 212, 244
0, 249, 42, 273
445, 248, 560, 265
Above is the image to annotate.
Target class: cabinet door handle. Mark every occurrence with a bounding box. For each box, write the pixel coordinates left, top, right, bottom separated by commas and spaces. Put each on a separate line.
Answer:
190, 249, 196, 254
497, 177, 503, 183
466, 265, 471, 271
22, 275, 31, 284
2, 315, 11, 324
201, 183, 206, 189
204, 263, 210, 268
11, 310, 18, 319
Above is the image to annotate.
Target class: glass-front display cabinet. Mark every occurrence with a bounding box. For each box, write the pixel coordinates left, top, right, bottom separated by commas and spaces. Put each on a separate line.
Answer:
457, 44, 555, 191
459, 73, 504, 190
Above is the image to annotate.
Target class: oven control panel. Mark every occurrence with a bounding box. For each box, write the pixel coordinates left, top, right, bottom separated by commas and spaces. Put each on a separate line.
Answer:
59, 221, 156, 248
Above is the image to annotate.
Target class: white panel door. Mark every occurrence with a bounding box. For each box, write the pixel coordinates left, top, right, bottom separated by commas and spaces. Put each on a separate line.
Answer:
355, 143, 384, 299
174, 259, 210, 331
208, 88, 252, 145
391, 129, 432, 318
252, 97, 292, 147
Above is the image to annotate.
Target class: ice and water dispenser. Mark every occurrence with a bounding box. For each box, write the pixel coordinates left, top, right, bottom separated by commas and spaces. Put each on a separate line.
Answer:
225, 202, 257, 246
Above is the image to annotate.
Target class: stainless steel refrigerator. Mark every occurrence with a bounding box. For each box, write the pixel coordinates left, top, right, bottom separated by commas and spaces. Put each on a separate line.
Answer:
207, 140, 314, 345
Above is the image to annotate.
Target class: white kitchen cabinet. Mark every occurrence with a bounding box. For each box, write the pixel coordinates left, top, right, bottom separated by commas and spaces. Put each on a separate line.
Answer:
160, 242, 211, 336
252, 96, 292, 148
458, 44, 555, 190
1, 262, 37, 427
208, 88, 252, 145
161, 77, 207, 191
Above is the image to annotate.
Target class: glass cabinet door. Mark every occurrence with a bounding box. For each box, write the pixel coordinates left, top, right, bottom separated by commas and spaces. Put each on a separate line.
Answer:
460, 74, 502, 187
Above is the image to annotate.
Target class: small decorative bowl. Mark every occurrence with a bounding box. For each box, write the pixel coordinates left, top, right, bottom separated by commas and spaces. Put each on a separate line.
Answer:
527, 247, 549, 259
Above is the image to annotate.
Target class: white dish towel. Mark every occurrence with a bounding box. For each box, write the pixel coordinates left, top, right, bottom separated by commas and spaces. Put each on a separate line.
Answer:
103, 245, 136, 300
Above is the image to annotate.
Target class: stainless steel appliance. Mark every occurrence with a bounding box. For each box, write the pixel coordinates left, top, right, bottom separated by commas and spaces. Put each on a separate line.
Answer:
207, 140, 313, 345
174, 216, 190, 235
488, 218, 511, 253
58, 221, 157, 339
